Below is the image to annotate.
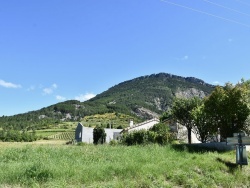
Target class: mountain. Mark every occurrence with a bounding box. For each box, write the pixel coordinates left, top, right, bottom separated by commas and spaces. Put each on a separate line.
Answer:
0, 73, 214, 130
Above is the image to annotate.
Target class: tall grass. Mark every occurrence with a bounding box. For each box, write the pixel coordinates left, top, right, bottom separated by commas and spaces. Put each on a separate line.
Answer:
0, 144, 249, 187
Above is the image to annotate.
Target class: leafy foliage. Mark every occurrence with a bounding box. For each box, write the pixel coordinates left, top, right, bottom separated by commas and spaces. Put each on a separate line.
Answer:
121, 123, 175, 145
191, 104, 214, 143
171, 97, 202, 144
0, 130, 38, 142
93, 127, 106, 145
203, 83, 250, 139
166, 81, 250, 143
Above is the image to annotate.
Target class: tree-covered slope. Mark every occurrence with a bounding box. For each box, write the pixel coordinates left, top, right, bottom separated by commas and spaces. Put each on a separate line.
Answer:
0, 73, 214, 130
86, 73, 214, 118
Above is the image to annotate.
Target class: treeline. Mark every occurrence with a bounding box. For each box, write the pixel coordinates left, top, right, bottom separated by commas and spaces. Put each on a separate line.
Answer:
0, 130, 38, 142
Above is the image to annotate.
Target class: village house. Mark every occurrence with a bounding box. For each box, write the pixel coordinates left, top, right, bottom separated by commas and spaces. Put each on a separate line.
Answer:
75, 123, 122, 143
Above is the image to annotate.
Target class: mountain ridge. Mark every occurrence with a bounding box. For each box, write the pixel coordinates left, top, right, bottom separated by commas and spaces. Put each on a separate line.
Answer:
0, 72, 215, 130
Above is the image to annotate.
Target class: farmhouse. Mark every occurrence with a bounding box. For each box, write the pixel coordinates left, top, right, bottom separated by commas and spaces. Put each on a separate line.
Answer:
75, 123, 122, 143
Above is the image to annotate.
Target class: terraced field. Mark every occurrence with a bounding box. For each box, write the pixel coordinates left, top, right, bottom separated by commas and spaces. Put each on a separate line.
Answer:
48, 132, 75, 140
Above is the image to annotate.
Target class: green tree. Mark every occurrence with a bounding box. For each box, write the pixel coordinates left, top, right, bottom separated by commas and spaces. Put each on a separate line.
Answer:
93, 127, 106, 145
149, 123, 174, 144
120, 123, 174, 146
191, 104, 216, 143
171, 97, 202, 144
204, 83, 250, 140
243, 115, 250, 135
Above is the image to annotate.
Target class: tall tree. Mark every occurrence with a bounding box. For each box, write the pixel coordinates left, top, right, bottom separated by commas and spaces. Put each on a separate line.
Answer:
93, 127, 106, 145
171, 97, 202, 144
191, 104, 217, 143
204, 83, 250, 139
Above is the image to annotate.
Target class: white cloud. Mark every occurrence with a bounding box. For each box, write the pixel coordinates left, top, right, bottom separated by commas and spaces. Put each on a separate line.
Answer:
182, 55, 189, 60
27, 85, 35, 91
213, 81, 221, 85
52, 84, 58, 89
43, 83, 58, 95
75, 93, 96, 102
175, 55, 189, 61
0, 79, 22, 88
56, 95, 66, 101
43, 88, 53, 95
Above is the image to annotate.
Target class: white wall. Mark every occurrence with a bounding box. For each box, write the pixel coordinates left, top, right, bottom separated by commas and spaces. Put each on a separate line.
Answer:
177, 124, 201, 144
128, 119, 160, 133
77, 125, 122, 144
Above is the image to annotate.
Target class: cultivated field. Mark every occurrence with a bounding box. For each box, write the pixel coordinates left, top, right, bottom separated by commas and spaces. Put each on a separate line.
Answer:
0, 142, 249, 188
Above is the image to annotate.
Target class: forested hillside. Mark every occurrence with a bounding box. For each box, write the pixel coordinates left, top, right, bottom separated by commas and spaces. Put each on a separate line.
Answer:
0, 73, 214, 130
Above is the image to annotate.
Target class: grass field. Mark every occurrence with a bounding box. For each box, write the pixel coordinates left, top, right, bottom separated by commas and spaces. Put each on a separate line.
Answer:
0, 142, 249, 188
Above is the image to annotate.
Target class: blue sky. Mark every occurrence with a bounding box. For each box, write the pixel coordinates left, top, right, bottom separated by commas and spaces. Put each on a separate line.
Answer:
0, 0, 250, 116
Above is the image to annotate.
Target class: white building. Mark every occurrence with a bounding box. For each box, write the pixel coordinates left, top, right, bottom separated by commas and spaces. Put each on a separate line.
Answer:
122, 118, 160, 133
75, 123, 122, 143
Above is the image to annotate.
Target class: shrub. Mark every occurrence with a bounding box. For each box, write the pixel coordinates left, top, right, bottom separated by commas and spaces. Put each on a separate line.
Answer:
0, 130, 38, 142
109, 139, 119, 146
93, 127, 106, 145
121, 123, 175, 145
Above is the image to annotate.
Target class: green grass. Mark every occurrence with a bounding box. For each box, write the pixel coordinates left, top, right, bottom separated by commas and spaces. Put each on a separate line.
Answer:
0, 144, 249, 187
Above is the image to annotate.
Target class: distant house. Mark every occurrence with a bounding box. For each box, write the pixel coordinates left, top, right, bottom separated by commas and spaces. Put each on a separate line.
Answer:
75, 123, 122, 143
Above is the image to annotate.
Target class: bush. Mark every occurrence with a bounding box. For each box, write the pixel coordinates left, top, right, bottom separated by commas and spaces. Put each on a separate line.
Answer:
109, 139, 119, 146
0, 130, 38, 142
93, 127, 106, 145
120, 123, 175, 146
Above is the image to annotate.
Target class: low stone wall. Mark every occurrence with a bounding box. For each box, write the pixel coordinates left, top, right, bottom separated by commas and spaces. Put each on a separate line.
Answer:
191, 142, 235, 152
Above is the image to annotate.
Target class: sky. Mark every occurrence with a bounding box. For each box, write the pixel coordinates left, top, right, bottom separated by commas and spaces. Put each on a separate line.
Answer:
0, 0, 250, 116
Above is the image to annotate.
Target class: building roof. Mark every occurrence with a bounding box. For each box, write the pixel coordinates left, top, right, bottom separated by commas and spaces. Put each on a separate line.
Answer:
121, 118, 160, 133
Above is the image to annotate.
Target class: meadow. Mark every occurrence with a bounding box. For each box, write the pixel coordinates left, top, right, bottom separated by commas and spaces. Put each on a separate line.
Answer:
0, 142, 249, 188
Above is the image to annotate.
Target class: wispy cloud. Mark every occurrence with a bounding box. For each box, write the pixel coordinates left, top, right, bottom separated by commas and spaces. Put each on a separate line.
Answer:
213, 81, 221, 85
27, 85, 35, 91
175, 55, 189, 61
56, 95, 66, 101
43, 83, 58, 95
75, 93, 96, 102
0, 79, 22, 88
182, 55, 189, 60
52, 84, 58, 89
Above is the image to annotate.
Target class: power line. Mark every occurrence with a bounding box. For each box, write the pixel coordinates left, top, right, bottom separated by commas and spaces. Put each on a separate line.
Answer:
203, 0, 250, 17
160, 0, 250, 28
236, 0, 250, 7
